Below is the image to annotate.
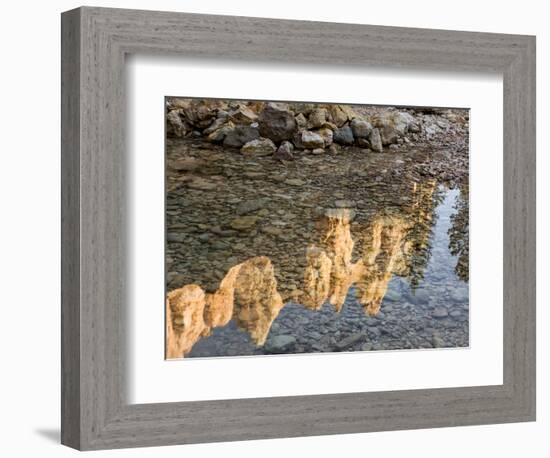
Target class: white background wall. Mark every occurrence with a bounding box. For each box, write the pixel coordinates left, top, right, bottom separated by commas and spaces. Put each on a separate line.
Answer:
0, 0, 546, 456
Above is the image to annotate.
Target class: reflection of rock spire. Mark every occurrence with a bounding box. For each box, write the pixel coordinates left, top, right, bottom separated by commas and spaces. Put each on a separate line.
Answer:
303, 209, 410, 317
324, 209, 356, 311
231, 257, 284, 346
166, 256, 283, 358
403, 180, 438, 290
166, 285, 209, 359
354, 216, 408, 316
166, 180, 442, 358
302, 208, 357, 311
302, 247, 332, 310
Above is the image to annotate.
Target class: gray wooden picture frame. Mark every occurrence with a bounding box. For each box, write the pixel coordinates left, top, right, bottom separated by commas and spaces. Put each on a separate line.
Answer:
61, 6, 536, 451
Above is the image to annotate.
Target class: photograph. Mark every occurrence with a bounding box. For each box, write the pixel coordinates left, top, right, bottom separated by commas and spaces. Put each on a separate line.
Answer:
164, 98, 470, 359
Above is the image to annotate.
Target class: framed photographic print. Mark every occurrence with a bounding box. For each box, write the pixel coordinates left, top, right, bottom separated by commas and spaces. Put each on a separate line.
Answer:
164, 97, 470, 360
61, 6, 536, 450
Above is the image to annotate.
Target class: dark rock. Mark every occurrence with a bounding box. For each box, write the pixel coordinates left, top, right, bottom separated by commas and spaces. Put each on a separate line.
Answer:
258, 102, 297, 143
292, 130, 305, 149
265, 335, 297, 353
223, 125, 260, 148
356, 137, 370, 148
333, 125, 354, 145
335, 333, 364, 350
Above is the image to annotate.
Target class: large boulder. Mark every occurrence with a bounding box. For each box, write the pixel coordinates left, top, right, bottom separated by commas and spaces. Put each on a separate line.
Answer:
258, 102, 297, 143
333, 125, 354, 145
223, 125, 260, 148
241, 138, 277, 156
350, 118, 373, 139
301, 131, 325, 149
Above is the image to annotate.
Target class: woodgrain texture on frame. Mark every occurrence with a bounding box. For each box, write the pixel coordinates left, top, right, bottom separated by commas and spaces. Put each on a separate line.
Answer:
61, 6, 536, 450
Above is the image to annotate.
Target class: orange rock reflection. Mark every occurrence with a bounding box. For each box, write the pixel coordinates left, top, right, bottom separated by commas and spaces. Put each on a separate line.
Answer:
166, 180, 436, 358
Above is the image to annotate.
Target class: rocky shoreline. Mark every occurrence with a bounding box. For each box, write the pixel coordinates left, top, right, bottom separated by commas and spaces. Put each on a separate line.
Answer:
165, 99, 469, 358
167, 98, 469, 174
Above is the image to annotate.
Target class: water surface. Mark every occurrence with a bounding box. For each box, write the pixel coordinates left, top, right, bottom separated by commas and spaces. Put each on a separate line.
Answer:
165, 139, 469, 358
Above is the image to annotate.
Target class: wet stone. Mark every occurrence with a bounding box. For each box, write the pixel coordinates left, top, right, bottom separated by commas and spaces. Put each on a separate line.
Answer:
229, 216, 259, 231
265, 335, 297, 353
432, 306, 449, 318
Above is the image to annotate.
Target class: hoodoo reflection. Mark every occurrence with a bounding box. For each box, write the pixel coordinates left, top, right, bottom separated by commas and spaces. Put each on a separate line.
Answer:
166, 179, 442, 358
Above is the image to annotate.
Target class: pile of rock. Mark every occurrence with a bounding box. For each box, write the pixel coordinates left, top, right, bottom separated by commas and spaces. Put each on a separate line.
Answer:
166, 98, 424, 158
